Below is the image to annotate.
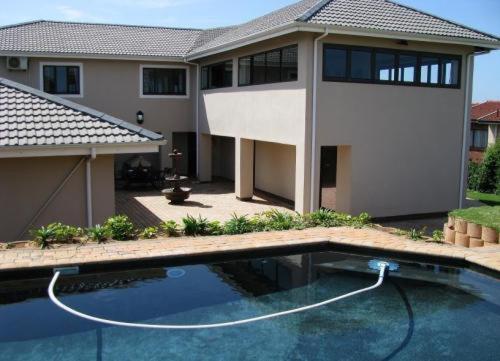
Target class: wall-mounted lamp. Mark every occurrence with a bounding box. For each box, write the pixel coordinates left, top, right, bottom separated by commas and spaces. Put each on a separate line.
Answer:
136, 110, 144, 125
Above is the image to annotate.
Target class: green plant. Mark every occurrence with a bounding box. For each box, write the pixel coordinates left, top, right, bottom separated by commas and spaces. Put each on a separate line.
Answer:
224, 213, 253, 235
104, 215, 135, 241
160, 220, 180, 237
249, 214, 269, 232
351, 212, 371, 229
476, 143, 500, 194
182, 215, 209, 236
87, 225, 109, 243
31, 226, 55, 249
432, 230, 444, 243
207, 221, 224, 236
407, 227, 427, 241
468, 161, 481, 191
263, 209, 297, 231
140, 226, 158, 239
47, 222, 83, 243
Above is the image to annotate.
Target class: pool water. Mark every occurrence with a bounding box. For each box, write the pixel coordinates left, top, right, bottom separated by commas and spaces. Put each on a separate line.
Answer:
0, 250, 499, 361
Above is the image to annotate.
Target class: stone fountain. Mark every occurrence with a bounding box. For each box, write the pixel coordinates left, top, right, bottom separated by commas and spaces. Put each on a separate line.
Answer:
161, 149, 192, 204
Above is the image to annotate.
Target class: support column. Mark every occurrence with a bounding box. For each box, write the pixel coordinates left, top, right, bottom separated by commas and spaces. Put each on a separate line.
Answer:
235, 137, 254, 200
294, 142, 310, 214
198, 134, 212, 182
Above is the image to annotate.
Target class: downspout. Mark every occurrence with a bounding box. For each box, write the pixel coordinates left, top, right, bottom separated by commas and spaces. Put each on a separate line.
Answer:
459, 50, 489, 208
86, 148, 96, 227
184, 60, 200, 178
310, 29, 329, 212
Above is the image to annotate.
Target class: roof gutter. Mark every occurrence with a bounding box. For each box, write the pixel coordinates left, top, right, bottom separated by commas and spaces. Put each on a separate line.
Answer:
310, 28, 329, 212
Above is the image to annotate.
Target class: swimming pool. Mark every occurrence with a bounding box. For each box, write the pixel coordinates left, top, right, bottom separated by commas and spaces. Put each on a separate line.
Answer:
0, 249, 499, 360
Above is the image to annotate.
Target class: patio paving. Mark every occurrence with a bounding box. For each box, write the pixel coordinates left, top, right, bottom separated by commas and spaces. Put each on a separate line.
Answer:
1, 226, 499, 273
116, 179, 293, 228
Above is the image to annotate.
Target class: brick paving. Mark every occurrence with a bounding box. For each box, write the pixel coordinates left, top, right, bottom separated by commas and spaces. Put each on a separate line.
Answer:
1, 226, 499, 273
116, 180, 293, 228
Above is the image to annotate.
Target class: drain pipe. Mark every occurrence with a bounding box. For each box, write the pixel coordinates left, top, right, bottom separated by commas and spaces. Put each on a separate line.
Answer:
184, 60, 200, 178
310, 29, 329, 212
458, 50, 489, 208
86, 148, 96, 227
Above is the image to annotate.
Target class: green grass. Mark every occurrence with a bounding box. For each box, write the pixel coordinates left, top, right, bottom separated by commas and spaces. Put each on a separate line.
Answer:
450, 206, 500, 232
467, 190, 500, 206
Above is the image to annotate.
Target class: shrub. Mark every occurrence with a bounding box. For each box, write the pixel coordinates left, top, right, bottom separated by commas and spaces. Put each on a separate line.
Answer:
160, 220, 180, 237
207, 221, 224, 236
468, 161, 481, 191
407, 227, 427, 241
224, 214, 253, 235
249, 214, 269, 232
308, 209, 350, 228
432, 230, 444, 243
262, 209, 297, 231
477, 143, 500, 194
104, 215, 135, 241
351, 212, 371, 229
182, 215, 209, 236
87, 225, 109, 243
140, 226, 158, 239
31, 226, 55, 249
47, 222, 83, 243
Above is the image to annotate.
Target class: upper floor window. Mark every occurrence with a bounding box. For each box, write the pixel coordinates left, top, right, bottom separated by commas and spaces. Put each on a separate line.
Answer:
323, 44, 461, 88
238, 45, 298, 86
141, 66, 187, 97
471, 127, 488, 149
201, 60, 232, 90
42, 63, 82, 96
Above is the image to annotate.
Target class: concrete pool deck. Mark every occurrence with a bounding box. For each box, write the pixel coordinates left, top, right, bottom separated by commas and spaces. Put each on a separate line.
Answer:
1, 226, 499, 274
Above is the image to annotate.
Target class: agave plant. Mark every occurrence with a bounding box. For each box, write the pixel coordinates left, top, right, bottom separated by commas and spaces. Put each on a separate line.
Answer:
31, 226, 55, 249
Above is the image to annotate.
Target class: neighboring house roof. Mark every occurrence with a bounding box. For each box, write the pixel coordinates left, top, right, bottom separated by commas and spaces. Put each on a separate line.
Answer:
471, 101, 500, 123
0, 77, 164, 148
0, 0, 498, 60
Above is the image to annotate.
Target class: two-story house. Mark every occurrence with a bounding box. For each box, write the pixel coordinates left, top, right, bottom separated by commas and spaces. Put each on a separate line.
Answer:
1, 0, 499, 220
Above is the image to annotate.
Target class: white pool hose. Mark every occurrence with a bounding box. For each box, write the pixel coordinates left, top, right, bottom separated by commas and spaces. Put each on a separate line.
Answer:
48, 262, 388, 330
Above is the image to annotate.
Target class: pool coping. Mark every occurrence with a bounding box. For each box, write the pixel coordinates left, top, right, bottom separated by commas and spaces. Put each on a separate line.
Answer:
0, 227, 499, 279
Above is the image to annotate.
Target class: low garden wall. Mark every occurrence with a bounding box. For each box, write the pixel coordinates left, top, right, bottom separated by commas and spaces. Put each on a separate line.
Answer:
444, 216, 499, 248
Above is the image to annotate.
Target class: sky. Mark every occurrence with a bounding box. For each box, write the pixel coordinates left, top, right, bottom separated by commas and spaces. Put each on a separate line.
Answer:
0, 0, 498, 101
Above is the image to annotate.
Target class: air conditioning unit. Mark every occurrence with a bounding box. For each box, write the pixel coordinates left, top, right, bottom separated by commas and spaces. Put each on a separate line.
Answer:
6, 56, 28, 71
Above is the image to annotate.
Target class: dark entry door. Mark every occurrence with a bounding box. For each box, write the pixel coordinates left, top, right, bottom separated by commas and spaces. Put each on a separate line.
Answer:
320, 146, 337, 210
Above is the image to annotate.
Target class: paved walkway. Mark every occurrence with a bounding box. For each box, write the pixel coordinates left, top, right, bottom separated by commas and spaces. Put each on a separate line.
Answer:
116, 180, 293, 228
1, 227, 499, 273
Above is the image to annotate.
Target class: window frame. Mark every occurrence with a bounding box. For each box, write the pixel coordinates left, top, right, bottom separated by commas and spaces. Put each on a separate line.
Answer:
139, 64, 190, 99
322, 44, 462, 89
39, 62, 83, 98
200, 59, 233, 90
238, 44, 298, 87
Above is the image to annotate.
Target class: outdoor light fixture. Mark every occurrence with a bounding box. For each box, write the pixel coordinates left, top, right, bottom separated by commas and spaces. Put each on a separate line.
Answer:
136, 111, 144, 124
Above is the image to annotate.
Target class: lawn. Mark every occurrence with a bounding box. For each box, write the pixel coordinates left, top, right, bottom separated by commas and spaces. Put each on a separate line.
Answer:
450, 206, 500, 231
467, 190, 500, 206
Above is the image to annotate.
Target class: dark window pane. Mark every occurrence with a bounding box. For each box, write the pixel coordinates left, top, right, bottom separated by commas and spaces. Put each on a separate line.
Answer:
420, 57, 439, 84
253, 53, 266, 84
350, 50, 372, 80
324, 47, 347, 78
238, 57, 251, 85
223, 61, 233, 87
398, 55, 417, 83
266, 49, 281, 82
201, 66, 208, 90
281, 46, 298, 81
142, 68, 186, 95
441, 58, 459, 86
375, 52, 396, 81
210, 63, 225, 88
43, 66, 55, 93
67, 67, 79, 94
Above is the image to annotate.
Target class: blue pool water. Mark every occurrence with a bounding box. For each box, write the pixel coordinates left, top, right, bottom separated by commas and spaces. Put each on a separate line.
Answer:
0, 250, 499, 360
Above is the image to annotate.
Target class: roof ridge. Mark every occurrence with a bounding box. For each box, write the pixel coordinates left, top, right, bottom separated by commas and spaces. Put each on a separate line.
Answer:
25, 19, 203, 32
477, 109, 500, 120
296, 0, 333, 22
385, 0, 500, 42
0, 77, 163, 141
0, 20, 44, 31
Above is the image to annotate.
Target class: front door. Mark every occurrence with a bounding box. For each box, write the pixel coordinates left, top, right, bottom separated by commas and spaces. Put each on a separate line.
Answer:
320, 146, 337, 210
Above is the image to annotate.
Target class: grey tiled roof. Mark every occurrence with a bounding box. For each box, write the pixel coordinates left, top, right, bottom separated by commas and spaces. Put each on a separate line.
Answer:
0, 78, 163, 148
0, 0, 498, 60
0, 21, 202, 58
304, 0, 499, 42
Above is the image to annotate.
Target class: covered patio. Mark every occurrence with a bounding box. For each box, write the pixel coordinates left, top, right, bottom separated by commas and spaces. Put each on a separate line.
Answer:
116, 179, 293, 228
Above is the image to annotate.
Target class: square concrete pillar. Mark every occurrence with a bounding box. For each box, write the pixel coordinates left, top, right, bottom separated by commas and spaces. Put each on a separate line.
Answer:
235, 137, 254, 200
198, 134, 212, 182
294, 142, 311, 214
